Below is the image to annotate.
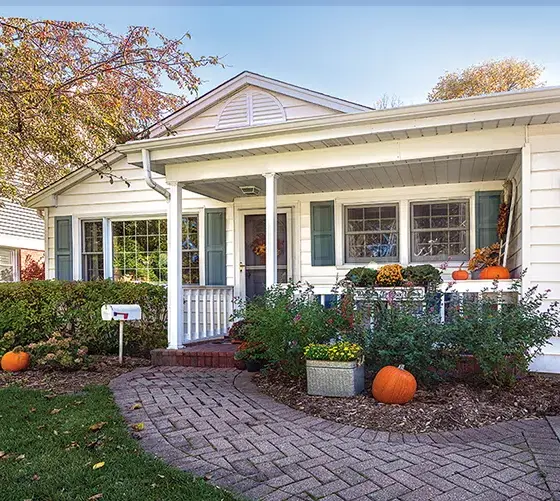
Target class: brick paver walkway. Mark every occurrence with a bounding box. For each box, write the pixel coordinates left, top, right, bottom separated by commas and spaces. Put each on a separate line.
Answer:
110, 367, 560, 501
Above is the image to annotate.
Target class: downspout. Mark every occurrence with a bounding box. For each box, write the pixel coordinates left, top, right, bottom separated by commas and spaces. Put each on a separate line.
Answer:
142, 149, 170, 200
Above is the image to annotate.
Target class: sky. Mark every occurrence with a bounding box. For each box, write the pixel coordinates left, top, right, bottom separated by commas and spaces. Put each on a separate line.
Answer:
2, 5, 560, 107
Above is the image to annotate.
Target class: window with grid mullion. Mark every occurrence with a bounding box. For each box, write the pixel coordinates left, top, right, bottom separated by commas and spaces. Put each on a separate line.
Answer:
345, 204, 398, 263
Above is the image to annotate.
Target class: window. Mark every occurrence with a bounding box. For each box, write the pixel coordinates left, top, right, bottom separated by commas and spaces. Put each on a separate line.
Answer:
411, 201, 469, 262
111, 216, 199, 284
0, 248, 15, 282
345, 205, 399, 263
182, 215, 199, 284
82, 221, 104, 280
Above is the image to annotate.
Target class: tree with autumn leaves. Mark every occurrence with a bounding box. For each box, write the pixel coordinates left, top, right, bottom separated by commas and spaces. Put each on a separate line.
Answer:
428, 58, 544, 102
0, 18, 221, 202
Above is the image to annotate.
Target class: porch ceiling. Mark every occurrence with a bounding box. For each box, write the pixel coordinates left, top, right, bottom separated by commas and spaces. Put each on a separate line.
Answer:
182, 150, 519, 202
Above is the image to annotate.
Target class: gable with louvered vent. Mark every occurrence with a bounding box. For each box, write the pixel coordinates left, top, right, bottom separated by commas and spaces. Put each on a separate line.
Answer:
216, 90, 286, 130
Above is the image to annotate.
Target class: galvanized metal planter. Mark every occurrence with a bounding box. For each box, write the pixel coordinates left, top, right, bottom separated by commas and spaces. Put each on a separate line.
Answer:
306, 360, 365, 397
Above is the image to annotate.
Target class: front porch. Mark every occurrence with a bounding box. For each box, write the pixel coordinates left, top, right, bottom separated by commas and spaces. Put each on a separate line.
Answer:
115, 101, 545, 350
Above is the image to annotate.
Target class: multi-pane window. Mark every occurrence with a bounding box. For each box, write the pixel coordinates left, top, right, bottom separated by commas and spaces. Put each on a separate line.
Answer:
411, 201, 469, 262
111, 216, 199, 284
182, 216, 199, 284
82, 221, 104, 281
345, 205, 399, 263
0, 248, 15, 282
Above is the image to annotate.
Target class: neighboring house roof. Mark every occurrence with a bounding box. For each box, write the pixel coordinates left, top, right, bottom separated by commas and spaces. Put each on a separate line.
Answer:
27, 71, 371, 207
0, 199, 44, 250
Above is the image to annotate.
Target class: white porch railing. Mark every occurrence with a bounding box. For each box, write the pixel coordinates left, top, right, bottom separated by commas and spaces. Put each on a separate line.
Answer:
311, 280, 519, 322
183, 286, 234, 344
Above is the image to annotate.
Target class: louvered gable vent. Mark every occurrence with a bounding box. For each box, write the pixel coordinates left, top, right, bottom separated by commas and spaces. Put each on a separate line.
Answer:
216, 90, 286, 130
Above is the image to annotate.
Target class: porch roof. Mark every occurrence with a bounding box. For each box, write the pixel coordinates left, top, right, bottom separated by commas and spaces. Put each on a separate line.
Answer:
117, 86, 560, 171
181, 150, 519, 202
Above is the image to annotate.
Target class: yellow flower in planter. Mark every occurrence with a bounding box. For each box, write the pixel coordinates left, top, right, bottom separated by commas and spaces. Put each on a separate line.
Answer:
376, 264, 404, 287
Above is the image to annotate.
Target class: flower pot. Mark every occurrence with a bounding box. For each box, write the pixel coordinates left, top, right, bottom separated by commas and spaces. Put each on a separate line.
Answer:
306, 360, 365, 397
245, 359, 261, 372
233, 359, 246, 370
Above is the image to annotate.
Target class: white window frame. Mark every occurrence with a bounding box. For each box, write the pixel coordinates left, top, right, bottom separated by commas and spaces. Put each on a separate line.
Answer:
81, 219, 104, 281
0, 247, 17, 282
409, 199, 470, 263
344, 203, 400, 264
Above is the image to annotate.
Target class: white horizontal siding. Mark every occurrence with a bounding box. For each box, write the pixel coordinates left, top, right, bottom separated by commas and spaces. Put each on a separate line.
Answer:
175, 85, 341, 136
0, 199, 44, 248
46, 157, 232, 281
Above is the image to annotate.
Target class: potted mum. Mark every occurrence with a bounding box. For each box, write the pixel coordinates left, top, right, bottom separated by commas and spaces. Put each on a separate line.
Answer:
236, 341, 267, 372
304, 341, 364, 397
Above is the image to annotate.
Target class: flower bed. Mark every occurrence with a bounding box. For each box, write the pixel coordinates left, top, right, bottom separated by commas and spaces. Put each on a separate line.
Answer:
255, 369, 560, 433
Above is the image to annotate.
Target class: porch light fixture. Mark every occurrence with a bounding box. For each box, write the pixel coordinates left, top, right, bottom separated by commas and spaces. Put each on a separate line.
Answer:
240, 185, 261, 196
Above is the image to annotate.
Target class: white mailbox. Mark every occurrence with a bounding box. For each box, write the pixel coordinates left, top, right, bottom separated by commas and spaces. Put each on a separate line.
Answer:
101, 304, 142, 364
101, 304, 142, 321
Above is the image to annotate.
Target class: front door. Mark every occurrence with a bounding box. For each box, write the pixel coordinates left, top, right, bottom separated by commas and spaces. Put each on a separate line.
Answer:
244, 213, 288, 298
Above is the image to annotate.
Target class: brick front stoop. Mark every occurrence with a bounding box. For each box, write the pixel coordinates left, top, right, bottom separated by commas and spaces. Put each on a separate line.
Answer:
110, 367, 560, 501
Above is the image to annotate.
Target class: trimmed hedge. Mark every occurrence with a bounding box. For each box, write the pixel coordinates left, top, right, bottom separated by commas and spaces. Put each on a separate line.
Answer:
0, 280, 167, 357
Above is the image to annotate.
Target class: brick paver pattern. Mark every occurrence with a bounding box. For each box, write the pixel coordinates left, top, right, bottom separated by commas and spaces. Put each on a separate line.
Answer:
110, 367, 560, 501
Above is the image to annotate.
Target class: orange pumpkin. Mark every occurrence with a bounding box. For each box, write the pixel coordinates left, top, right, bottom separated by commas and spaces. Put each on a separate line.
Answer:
1, 349, 30, 372
452, 269, 469, 280
372, 365, 417, 404
480, 266, 510, 280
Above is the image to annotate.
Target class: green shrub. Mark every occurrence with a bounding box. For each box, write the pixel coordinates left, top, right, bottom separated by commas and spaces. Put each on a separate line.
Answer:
445, 283, 560, 387
364, 300, 457, 384
345, 267, 377, 287
0, 280, 167, 357
233, 283, 348, 375
26, 332, 89, 370
402, 264, 442, 290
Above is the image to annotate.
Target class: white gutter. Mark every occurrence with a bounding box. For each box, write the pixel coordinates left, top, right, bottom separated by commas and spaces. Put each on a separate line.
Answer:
118, 85, 560, 154
142, 149, 170, 200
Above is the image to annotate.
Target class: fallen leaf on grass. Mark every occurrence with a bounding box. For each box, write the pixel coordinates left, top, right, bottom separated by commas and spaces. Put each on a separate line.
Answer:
130, 422, 144, 432
65, 441, 80, 451
16, 454, 25, 461
89, 422, 107, 432
88, 494, 103, 500
92, 461, 105, 470
44, 394, 56, 400
131, 403, 142, 410
32, 474, 40, 481
29, 408, 36, 413
0, 451, 5, 458
50, 408, 61, 415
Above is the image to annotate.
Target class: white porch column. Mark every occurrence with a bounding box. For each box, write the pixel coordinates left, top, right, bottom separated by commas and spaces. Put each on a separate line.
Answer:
264, 173, 277, 288
167, 182, 183, 349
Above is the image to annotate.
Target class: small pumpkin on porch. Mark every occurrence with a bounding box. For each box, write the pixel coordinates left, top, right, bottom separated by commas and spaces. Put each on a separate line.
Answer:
479, 265, 510, 280
1, 347, 30, 372
451, 263, 469, 281
372, 364, 417, 404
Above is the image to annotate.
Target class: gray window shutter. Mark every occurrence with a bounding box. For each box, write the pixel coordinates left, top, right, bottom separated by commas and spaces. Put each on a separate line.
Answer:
55, 216, 73, 280
205, 209, 226, 285
475, 191, 502, 249
311, 201, 335, 266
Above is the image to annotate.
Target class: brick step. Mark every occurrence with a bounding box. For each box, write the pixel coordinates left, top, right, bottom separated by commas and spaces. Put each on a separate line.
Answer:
151, 341, 238, 368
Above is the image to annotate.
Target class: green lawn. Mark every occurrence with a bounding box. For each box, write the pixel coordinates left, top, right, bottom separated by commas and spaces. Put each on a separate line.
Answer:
0, 385, 238, 501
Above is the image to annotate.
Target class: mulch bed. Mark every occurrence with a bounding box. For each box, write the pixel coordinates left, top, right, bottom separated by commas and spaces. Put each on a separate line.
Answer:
0, 356, 150, 394
254, 369, 560, 433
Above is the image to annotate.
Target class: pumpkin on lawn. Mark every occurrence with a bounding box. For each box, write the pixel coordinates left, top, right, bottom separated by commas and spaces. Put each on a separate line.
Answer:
372, 365, 417, 404
479, 266, 510, 280
1, 348, 30, 372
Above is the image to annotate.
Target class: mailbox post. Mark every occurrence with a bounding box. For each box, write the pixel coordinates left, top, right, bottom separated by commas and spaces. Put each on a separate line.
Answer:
101, 304, 142, 364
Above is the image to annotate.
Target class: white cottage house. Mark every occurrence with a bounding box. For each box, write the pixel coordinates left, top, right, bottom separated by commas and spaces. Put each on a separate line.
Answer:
27, 72, 560, 372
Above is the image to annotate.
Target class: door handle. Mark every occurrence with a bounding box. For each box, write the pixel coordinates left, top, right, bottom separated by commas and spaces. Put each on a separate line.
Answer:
239, 262, 246, 273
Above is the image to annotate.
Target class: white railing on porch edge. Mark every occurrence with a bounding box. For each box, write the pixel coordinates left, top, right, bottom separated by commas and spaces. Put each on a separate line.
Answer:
183, 286, 234, 344
311, 280, 518, 323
